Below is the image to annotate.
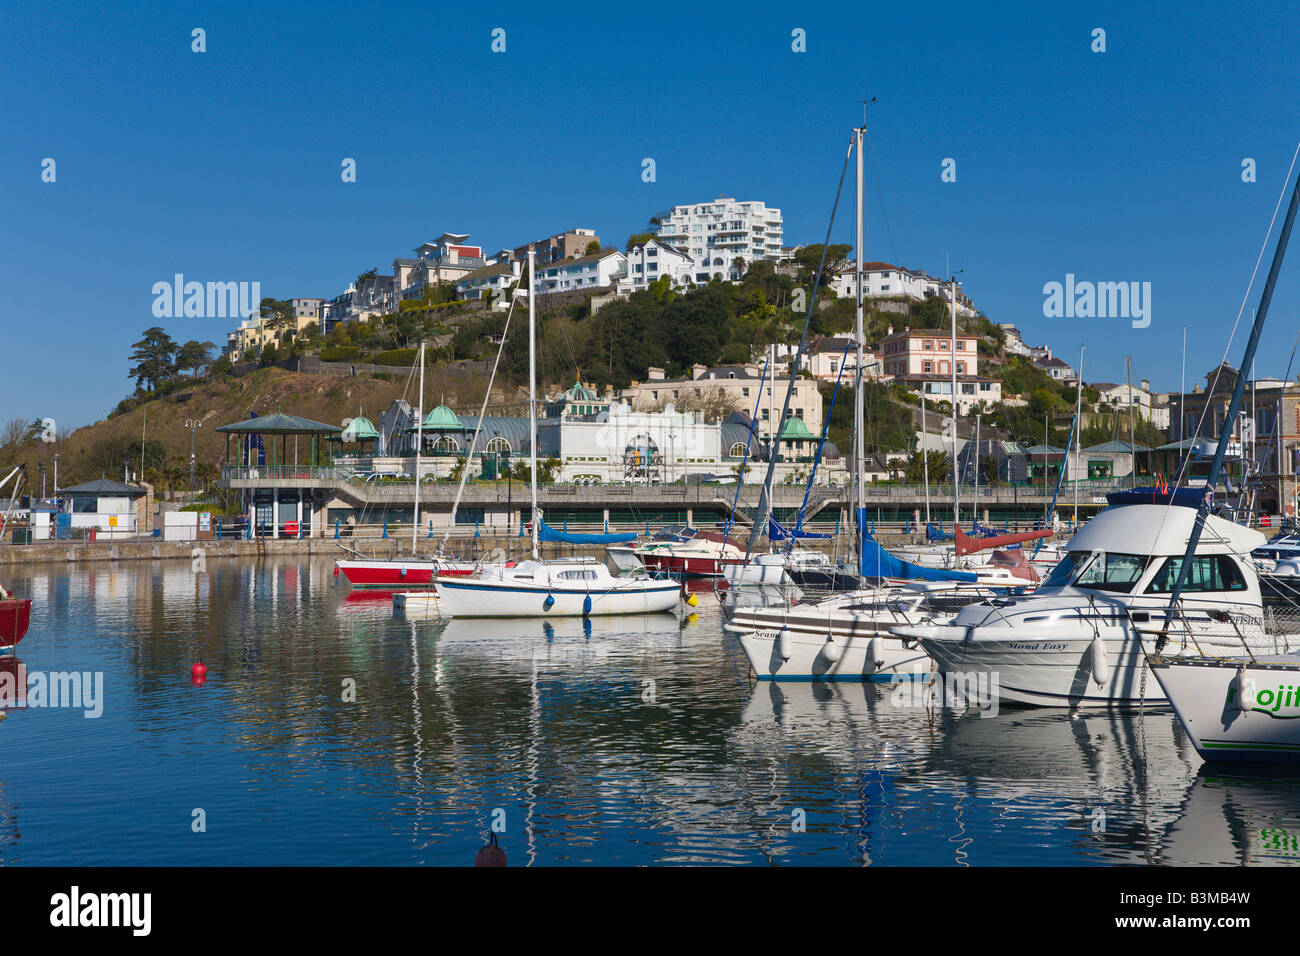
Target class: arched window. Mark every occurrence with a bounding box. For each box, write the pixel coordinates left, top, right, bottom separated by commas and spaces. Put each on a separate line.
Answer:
486, 436, 511, 454
729, 442, 748, 458
431, 436, 459, 453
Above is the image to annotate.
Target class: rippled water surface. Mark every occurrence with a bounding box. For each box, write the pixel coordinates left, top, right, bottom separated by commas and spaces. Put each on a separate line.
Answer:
2, 555, 1299, 866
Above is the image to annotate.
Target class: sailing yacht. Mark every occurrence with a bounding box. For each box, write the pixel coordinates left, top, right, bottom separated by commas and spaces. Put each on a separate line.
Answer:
430, 252, 685, 619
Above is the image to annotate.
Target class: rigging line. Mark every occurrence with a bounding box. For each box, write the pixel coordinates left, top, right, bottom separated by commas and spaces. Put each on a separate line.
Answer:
438, 294, 522, 557
745, 130, 855, 559
1172, 137, 1300, 493
862, 129, 902, 266
1152, 138, 1300, 548
788, 338, 852, 549
721, 353, 771, 550
1251, 322, 1300, 498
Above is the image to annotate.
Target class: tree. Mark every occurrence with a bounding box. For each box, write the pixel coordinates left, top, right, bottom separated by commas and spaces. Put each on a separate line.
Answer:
355, 268, 378, 289
177, 340, 216, 377
625, 232, 655, 251
129, 327, 178, 391
584, 240, 601, 255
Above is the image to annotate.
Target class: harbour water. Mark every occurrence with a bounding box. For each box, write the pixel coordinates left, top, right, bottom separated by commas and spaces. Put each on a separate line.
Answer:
2, 555, 1299, 866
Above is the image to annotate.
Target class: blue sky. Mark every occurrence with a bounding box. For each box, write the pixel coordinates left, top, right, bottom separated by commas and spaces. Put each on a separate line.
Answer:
3, 0, 1300, 430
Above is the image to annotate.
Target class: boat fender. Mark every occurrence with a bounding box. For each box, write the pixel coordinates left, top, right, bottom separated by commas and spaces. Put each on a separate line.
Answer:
777, 627, 793, 661
1235, 667, 1256, 712
400, 567, 407, 577
1090, 634, 1109, 688
685, 592, 700, 608
582, 595, 592, 617
543, 594, 555, 612
868, 636, 884, 671
822, 635, 843, 664
475, 831, 507, 867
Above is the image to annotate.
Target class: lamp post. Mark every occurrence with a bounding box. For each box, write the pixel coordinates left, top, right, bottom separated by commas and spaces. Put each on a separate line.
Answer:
185, 419, 202, 495
38, 463, 45, 500
53, 453, 58, 496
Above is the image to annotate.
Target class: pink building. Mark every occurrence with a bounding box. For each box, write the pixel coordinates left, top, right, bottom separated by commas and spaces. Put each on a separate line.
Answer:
878, 329, 979, 379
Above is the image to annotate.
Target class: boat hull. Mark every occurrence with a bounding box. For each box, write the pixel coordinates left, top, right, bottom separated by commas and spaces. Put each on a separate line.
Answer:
1151, 657, 1300, 762
640, 553, 744, 577
0, 598, 31, 648
735, 625, 930, 680
336, 559, 475, 589
433, 578, 682, 617
901, 622, 1167, 707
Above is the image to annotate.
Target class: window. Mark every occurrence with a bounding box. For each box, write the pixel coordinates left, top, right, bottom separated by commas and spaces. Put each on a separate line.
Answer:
1144, 555, 1248, 593
742, 387, 750, 397
1047, 550, 1149, 593
486, 436, 511, 454
940, 341, 949, 350
729, 442, 748, 457
924, 361, 933, 373
957, 341, 965, 350
956, 362, 965, 373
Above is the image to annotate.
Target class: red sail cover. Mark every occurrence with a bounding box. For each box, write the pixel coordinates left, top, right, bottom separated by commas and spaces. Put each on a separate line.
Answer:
954, 526, 1052, 556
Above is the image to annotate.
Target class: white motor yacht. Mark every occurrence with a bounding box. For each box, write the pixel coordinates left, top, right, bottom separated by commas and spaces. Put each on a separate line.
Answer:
894, 499, 1294, 707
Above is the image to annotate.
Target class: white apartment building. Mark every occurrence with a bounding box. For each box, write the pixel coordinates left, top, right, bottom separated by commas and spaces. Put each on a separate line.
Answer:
653, 196, 784, 281
620, 364, 823, 441
456, 261, 520, 305
535, 250, 625, 293
1093, 379, 1171, 430
834, 261, 979, 317
617, 239, 695, 293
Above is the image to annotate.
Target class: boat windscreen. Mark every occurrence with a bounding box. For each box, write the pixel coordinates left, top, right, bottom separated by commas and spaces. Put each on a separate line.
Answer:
1044, 550, 1150, 593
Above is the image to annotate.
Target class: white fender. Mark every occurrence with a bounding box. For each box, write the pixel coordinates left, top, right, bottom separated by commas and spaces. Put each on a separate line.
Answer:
777, 627, 793, 661
822, 635, 843, 664
1235, 668, 1256, 712
867, 636, 884, 672
1090, 634, 1109, 688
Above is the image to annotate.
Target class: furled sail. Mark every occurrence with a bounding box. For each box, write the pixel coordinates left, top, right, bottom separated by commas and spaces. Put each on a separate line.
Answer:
536, 515, 636, 545
861, 529, 977, 582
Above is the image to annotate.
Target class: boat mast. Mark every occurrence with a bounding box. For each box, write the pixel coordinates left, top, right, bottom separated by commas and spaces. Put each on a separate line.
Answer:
1073, 345, 1084, 528
853, 124, 865, 570
922, 391, 931, 527
528, 251, 539, 561
950, 274, 959, 528
1126, 354, 1136, 488
973, 413, 980, 519
413, 340, 424, 554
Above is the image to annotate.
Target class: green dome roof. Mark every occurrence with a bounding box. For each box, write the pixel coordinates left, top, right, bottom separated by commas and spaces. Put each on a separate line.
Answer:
342, 415, 379, 441
422, 404, 470, 430
564, 380, 598, 402
779, 416, 816, 441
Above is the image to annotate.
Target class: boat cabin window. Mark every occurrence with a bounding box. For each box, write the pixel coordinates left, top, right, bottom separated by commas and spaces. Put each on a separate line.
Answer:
557, 569, 598, 580
1143, 555, 1247, 594
1045, 550, 1148, 593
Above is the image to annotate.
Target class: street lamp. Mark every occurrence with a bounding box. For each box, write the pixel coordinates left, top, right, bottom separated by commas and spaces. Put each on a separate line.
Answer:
53, 453, 58, 496
185, 419, 202, 495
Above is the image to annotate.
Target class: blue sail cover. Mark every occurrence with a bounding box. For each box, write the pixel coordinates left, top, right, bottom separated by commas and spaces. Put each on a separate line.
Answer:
537, 516, 636, 545
926, 523, 952, 542
862, 529, 978, 582
767, 514, 831, 540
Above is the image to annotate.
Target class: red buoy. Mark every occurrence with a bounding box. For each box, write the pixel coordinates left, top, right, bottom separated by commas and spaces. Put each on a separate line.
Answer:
475, 832, 507, 867
191, 660, 208, 686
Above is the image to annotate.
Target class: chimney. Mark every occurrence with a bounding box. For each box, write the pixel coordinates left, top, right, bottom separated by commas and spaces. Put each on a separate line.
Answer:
1140, 379, 1150, 391
691, 363, 707, 380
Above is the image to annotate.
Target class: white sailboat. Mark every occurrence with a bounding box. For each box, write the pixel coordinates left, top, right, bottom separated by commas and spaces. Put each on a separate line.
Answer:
432, 251, 683, 618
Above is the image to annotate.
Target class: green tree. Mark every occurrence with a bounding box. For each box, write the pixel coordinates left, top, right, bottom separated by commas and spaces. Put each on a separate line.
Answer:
355, 268, 378, 289
625, 232, 655, 251
584, 240, 601, 255
128, 327, 179, 391
177, 340, 216, 377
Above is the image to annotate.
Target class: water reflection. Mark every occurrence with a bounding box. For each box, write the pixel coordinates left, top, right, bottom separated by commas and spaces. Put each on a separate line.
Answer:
0, 554, 1297, 865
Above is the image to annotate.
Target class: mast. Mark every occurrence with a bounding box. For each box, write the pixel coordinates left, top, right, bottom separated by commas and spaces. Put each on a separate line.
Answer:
1073, 345, 1084, 528
1126, 355, 1136, 488
973, 413, 980, 519
528, 251, 539, 560
853, 124, 865, 567
921, 391, 931, 526
413, 340, 425, 554
950, 275, 959, 528
1179, 325, 1186, 444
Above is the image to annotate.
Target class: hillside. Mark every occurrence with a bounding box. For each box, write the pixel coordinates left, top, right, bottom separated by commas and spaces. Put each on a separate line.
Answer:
8, 364, 520, 495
